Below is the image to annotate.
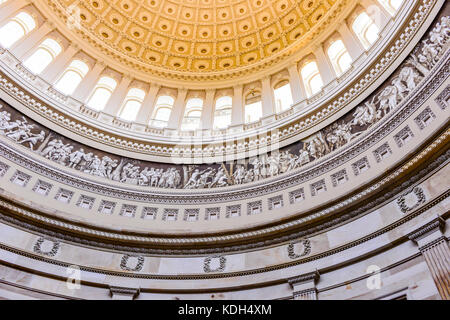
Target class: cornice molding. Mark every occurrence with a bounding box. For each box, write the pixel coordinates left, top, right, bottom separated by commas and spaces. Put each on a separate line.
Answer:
0, 190, 448, 280
0, 131, 448, 254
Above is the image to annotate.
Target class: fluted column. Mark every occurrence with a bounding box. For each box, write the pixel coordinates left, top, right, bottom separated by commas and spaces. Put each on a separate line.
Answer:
72, 61, 105, 102
41, 44, 79, 83
201, 89, 215, 130
231, 85, 244, 126
261, 76, 275, 116
313, 44, 336, 85
102, 75, 132, 116
409, 217, 450, 300
10, 21, 54, 60
0, 0, 29, 24
338, 22, 365, 60
166, 88, 188, 130
136, 84, 160, 125
288, 271, 320, 300
360, 0, 390, 31
287, 64, 306, 104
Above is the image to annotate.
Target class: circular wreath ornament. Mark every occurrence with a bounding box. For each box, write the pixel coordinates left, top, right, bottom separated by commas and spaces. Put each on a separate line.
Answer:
120, 254, 145, 272
203, 255, 227, 273
33, 237, 60, 257
287, 239, 311, 259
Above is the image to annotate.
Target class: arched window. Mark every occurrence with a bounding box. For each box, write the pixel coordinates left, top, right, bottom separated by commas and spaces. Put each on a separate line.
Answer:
352, 12, 380, 50
151, 95, 174, 128
87, 76, 117, 111
54, 60, 89, 95
327, 40, 352, 76
118, 88, 146, 121
377, 0, 402, 16
301, 61, 323, 97
213, 96, 232, 129
23, 38, 62, 74
244, 91, 262, 123
181, 98, 203, 130
0, 12, 36, 48
273, 81, 293, 113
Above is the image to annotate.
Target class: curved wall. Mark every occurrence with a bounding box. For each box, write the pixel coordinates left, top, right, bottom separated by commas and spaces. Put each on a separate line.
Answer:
0, 0, 437, 159
0, 0, 448, 300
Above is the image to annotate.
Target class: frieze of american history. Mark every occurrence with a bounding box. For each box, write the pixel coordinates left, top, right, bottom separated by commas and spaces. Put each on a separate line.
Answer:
0, 16, 448, 190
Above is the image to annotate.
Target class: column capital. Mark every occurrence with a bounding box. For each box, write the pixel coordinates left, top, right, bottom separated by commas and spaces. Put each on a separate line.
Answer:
288, 270, 320, 288
109, 286, 140, 300
311, 43, 324, 52
288, 270, 320, 300
177, 88, 188, 95
149, 83, 161, 90
359, 0, 391, 30
94, 60, 106, 69
408, 216, 446, 249
67, 43, 80, 52
261, 75, 272, 83
120, 73, 134, 82
42, 21, 56, 30
287, 62, 299, 71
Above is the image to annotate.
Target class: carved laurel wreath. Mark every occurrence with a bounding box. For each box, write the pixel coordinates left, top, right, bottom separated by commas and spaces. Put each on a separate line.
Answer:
396, 186, 426, 213
203, 255, 227, 273
287, 239, 311, 259
120, 254, 145, 272
33, 237, 60, 257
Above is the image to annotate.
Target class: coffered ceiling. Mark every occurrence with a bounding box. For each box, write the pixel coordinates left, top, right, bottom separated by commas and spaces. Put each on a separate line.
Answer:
42, 0, 341, 82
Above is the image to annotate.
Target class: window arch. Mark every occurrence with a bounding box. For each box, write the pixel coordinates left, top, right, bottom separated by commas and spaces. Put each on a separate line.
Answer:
352, 12, 380, 50
327, 40, 353, 76
213, 96, 232, 129
151, 95, 174, 128
377, 0, 403, 16
244, 91, 262, 123
0, 12, 36, 48
181, 98, 203, 130
87, 76, 117, 111
23, 38, 62, 74
301, 61, 323, 97
54, 60, 90, 95
273, 81, 293, 113
118, 88, 146, 121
